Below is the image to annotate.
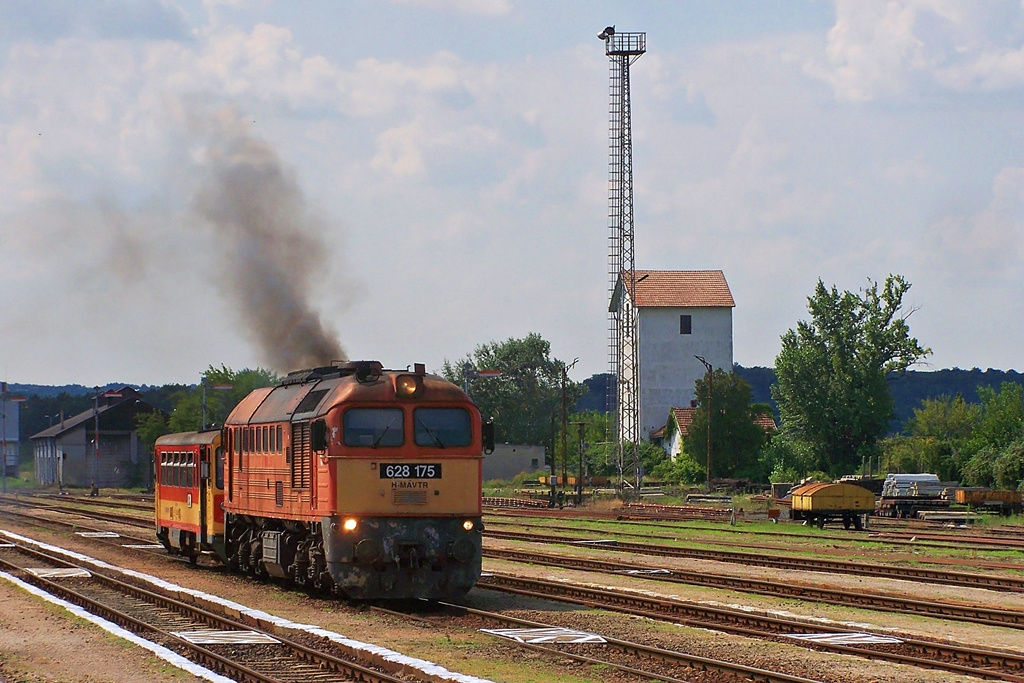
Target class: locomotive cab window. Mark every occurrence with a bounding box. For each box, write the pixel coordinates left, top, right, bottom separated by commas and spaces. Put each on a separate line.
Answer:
343, 408, 404, 447
414, 408, 472, 448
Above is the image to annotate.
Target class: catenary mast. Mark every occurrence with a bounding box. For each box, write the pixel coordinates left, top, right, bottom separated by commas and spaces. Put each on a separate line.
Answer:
598, 26, 645, 488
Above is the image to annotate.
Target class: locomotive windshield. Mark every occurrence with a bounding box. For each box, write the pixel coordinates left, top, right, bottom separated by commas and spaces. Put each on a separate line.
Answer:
344, 408, 404, 447
414, 408, 472, 448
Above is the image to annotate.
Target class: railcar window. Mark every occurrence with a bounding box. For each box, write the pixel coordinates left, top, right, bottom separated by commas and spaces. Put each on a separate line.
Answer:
186, 453, 194, 489
171, 453, 179, 487
343, 408, 404, 447
414, 408, 472, 447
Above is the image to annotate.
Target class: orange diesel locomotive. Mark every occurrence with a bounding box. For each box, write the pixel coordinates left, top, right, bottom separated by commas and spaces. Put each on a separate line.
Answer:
155, 361, 493, 599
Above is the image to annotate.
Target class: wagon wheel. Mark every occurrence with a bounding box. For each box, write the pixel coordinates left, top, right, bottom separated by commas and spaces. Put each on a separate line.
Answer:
817, 516, 826, 529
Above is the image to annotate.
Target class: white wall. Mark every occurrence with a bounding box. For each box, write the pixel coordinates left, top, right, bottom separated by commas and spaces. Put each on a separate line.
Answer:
483, 444, 546, 481
638, 306, 733, 439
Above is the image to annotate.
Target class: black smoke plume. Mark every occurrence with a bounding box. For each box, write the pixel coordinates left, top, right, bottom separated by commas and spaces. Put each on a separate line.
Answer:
192, 111, 346, 372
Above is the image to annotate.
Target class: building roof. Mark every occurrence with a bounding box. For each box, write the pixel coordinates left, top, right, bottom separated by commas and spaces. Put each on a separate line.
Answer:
669, 407, 697, 436
624, 270, 734, 308
30, 387, 147, 440
668, 406, 776, 438
753, 412, 778, 432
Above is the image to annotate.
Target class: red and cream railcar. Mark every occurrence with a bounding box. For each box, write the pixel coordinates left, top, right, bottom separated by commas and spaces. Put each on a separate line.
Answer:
219, 361, 490, 599
154, 430, 225, 563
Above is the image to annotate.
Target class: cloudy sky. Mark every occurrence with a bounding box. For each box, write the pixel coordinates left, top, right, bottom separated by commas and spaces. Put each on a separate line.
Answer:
1, 0, 1022, 387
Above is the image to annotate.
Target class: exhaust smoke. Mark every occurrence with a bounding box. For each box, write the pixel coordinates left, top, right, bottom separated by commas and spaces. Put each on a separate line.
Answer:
192, 110, 346, 372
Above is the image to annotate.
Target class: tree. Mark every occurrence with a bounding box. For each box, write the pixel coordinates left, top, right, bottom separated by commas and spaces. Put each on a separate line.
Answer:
684, 369, 773, 480
135, 411, 172, 459
442, 333, 584, 448
758, 435, 817, 483
973, 383, 1024, 451
149, 365, 279, 434
885, 394, 983, 480
960, 383, 1024, 489
772, 275, 930, 476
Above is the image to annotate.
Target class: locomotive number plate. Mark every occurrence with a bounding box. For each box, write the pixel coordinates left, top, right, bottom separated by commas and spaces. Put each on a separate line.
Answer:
380, 463, 442, 479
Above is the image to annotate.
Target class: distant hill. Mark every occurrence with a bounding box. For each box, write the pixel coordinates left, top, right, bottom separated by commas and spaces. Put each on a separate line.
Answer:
575, 366, 1024, 431
734, 365, 1024, 428
6, 382, 150, 398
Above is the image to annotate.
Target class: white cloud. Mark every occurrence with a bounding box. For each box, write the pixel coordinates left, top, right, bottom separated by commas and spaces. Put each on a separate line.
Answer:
809, 0, 1024, 101
930, 166, 1024, 279
386, 0, 511, 17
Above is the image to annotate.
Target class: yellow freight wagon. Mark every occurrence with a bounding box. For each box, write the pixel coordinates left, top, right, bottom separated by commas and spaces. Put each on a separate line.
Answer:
955, 488, 1023, 515
790, 482, 875, 530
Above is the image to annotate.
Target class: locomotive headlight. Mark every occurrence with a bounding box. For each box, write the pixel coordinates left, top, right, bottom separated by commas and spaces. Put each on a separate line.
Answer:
462, 519, 476, 532
342, 517, 358, 532
396, 375, 423, 397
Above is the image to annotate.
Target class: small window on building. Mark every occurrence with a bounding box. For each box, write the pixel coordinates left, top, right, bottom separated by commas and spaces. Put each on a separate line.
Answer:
531, 458, 539, 468
680, 314, 692, 335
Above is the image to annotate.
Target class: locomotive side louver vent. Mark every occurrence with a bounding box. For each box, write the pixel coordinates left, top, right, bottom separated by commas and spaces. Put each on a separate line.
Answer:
291, 422, 311, 490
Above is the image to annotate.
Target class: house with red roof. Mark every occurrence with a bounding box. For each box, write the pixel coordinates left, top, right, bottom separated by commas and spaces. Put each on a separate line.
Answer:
660, 405, 776, 461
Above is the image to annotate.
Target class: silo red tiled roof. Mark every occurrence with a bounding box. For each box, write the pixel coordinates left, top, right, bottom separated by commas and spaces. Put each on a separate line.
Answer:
624, 270, 734, 307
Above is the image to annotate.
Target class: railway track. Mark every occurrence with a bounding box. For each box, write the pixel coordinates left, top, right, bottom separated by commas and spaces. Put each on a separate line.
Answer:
11, 494, 1024, 595
1, 502, 827, 683
7, 492, 1023, 681
485, 507, 1024, 553
477, 571, 1024, 681
0, 538, 411, 683
372, 602, 826, 683
485, 527, 1024, 593
484, 516, 1024, 575
484, 546, 1024, 629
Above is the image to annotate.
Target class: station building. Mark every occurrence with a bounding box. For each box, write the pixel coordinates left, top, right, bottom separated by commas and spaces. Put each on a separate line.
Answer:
31, 387, 160, 489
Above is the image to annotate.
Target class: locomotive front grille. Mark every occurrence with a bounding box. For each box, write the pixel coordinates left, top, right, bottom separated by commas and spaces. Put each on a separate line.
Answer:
393, 490, 428, 505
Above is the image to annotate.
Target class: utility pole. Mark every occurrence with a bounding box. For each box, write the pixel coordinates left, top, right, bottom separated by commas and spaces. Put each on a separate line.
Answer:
695, 356, 713, 492
202, 377, 234, 430
92, 387, 100, 495
570, 420, 587, 505
559, 358, 578, 491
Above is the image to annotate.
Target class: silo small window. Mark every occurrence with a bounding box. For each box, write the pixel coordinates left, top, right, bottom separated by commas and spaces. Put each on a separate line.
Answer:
680, 315, 692, 335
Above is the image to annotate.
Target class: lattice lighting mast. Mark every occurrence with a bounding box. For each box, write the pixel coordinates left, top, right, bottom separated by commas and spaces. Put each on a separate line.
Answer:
599, 26, 645, 488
